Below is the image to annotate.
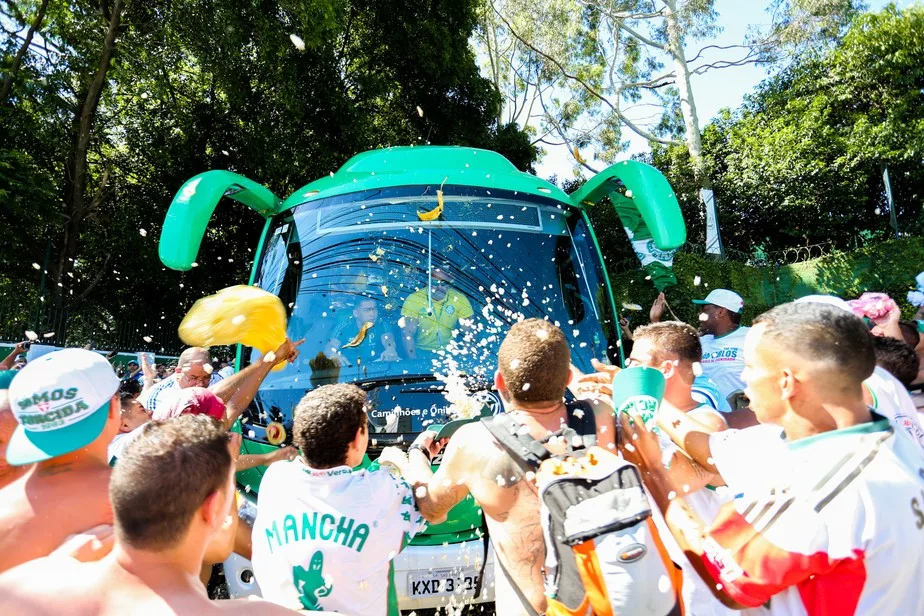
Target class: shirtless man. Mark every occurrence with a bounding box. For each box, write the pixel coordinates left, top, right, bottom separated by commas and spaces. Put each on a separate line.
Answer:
403, 319, 616, 615
0, 414, 311, 615
0, 348, 121, 572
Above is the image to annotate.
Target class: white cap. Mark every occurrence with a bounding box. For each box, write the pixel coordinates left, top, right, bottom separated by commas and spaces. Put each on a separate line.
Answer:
6, 348, 119, 466
692, 289, 744, 314
794, 295, 853, 314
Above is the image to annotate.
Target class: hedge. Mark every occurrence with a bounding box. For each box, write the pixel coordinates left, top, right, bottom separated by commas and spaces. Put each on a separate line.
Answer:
607, 237, 924, 326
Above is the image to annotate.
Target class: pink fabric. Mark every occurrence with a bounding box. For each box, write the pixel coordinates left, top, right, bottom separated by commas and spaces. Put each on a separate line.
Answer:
158, 386, 226, 422
846, 292, 897, 320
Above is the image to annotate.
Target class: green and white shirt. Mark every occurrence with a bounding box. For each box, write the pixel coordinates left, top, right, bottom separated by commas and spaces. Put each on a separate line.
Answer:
251, 459, 425, 615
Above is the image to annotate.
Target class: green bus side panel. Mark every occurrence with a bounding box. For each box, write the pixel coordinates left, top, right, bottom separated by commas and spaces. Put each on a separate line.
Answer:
160, 170, 280, 271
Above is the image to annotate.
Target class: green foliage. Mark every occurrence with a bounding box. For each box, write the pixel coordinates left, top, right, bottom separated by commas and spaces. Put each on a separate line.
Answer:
0, 0, 537, 349
648, 4, 924, 253
608, 237, 924, 326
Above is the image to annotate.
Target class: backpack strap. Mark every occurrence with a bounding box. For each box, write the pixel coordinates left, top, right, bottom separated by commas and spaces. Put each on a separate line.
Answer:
480, 414, 551, 471
565, 399, 597, 449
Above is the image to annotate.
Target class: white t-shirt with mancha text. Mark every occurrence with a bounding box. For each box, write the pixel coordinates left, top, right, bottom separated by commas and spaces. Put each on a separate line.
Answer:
251, 459, 426, 616
699, 327, 750, 401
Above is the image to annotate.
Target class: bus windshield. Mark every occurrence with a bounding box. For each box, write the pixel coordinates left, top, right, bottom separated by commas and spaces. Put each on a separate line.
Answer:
242, 186, 618, 445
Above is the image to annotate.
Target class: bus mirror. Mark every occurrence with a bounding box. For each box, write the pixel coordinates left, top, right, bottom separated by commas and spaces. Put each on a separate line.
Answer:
569, 160, 686, 291
159, 170, 281, 271
568, 160, 686, 250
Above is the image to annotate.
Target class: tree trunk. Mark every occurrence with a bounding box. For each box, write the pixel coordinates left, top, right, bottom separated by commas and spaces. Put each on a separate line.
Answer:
663, 0, 724, 256
0, 0, 51, 106
55, 0, 125, 305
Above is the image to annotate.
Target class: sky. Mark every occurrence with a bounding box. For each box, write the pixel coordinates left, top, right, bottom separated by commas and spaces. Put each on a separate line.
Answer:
534, 0, 910, 179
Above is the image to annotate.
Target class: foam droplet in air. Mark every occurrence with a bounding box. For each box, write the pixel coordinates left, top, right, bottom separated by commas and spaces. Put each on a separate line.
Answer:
289, 34, 305, 50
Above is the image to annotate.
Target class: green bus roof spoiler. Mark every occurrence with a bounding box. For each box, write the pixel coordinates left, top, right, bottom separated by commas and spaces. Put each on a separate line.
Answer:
159, 170, 281, 271
568, 160, 686, 250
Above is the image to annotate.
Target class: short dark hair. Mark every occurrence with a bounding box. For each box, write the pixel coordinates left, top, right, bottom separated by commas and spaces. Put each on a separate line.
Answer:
898, 321, 921, 349
728, 310, 742, 326
293, 384, 367, 468
498, 319, 570, 404
872, 336, 920, 387
753, 303, 875, 385
110, 415, 232, 551
633, 321, 702, 365
119, 378, 142, 396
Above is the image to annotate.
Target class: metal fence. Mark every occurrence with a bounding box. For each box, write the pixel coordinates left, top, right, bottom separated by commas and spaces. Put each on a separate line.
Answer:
0, 297, 185, 355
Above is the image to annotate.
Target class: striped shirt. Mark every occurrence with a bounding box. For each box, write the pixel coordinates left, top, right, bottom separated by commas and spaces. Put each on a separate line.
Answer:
137, 372, 223, 414
703, 417, 924, 615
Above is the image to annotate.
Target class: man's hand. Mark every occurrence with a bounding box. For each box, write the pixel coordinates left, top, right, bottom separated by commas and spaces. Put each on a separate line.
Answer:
618, 412, 663, 472
619, 317, 633, 341
51, 524, 115, 562
411, 430, 448, 460
870, 306, 902, 339
650, 292, 666, 324
227, 432, 242, 462
572, 358, 620, 397
378, 446, 410, 474
269, 445, 297, 464
270, 338, 305, 367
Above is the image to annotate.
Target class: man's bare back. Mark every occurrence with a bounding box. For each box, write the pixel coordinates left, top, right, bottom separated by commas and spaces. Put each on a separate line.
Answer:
444, 405, 616, 615
0, 460, 112, 572
0, 553, 308, 616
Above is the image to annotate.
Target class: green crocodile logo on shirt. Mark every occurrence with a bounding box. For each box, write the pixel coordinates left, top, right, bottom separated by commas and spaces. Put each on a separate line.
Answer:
293, 551, 333, 611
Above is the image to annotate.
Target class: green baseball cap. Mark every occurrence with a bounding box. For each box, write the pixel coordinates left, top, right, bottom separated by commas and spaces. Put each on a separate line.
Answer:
6, 348, 119, 466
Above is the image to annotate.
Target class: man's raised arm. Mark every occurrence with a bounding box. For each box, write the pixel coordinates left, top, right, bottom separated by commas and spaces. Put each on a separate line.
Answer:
402, 429, 470, 525
210, 338, 303, 429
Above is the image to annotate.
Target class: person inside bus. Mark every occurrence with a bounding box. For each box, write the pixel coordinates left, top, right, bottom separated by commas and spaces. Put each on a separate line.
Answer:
400, 267, 474, 359
326, 297, 399, 367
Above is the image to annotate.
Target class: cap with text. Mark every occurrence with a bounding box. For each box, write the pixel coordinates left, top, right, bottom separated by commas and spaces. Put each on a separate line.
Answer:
6, 348, 119, 466
692, 289, 744, 314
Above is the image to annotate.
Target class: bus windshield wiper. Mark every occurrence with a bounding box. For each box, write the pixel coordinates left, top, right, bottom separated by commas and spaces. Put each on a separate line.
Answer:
353, 374, 441, 390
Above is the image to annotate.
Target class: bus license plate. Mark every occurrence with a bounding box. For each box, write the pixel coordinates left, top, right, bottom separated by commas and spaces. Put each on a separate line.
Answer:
408, 567, 479, 597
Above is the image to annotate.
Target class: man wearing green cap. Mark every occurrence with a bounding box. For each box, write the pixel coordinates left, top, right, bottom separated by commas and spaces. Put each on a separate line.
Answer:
0, 348, 121, 572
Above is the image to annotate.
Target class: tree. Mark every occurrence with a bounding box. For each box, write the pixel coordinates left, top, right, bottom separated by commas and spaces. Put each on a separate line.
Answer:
0, 0, 538, 349
649, 4, 924, 255
474, 0, 864, 257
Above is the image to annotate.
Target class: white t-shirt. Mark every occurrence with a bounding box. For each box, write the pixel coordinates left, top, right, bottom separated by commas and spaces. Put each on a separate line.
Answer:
653, 404, 736, 616
863, 366, 924, 451
711, 367, 924, 482
252, 459, 426, 615
701, 419, 924, 615
137, 371, 223, 415
699, 327, 750, 401
107, 427, 145, 465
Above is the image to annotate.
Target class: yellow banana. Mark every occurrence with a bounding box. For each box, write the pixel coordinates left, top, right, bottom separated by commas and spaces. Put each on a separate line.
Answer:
342, 321, 374, 348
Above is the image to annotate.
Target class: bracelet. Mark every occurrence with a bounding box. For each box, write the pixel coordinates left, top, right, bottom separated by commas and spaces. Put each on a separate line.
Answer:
408, 443, 431, 463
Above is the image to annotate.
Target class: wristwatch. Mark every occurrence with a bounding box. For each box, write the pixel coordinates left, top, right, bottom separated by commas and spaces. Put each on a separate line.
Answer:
408, 443, 431, 463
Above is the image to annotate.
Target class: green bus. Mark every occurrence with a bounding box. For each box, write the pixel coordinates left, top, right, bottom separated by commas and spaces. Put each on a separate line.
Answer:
158, 146, 685, 612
